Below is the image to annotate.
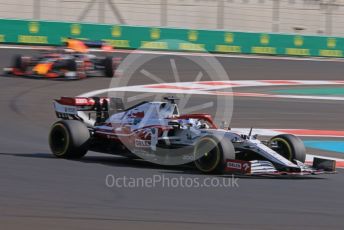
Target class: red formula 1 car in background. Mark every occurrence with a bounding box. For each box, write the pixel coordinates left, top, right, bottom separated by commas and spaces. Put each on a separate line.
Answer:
48, 96, 336, 176
3, 39, 121, 80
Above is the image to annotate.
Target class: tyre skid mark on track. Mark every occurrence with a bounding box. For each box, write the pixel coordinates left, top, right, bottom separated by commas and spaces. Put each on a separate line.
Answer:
9, 82, 59, 117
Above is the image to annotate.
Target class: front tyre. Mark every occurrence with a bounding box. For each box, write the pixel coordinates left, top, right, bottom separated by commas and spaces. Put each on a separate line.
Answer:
103, 56, 114, 77
269, 134, 306, 163
194, 135, 235, 174
14, 55, 30, 72
49, 120, 90, 159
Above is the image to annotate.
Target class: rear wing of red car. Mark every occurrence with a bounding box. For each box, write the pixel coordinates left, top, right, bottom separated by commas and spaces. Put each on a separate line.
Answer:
65, 39, 113, 53
53, 97, 124, 124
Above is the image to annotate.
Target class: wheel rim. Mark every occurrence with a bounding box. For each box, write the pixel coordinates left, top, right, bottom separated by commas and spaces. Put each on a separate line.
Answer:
194, 138, 221, 172
49, 124, 69, 156
270, 138, 292, 161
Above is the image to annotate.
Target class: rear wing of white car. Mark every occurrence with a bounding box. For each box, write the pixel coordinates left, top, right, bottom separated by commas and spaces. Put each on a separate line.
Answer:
53, 97, 124, 124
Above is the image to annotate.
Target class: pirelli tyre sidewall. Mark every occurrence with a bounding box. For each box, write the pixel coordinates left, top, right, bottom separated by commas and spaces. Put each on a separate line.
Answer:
103, 56, 114, 77
14, 55, 30, 71
74, 59, 87, 79
194, 134, 235, 174
49, 120, 90, 159
269, 134, 306, 163
66, 59, 77, 71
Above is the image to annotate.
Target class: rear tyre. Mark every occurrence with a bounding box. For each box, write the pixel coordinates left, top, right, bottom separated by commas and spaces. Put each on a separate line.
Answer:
194, 135, 235, 174
65, 59, 77, 71
269, 134, 306, 163
13, 55, 29, 71
103, 56, 114, 77
66, 59, 86, 79
49, 120, 90, 159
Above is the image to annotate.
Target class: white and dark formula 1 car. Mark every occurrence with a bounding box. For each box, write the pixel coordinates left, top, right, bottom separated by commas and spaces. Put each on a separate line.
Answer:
49, 96, 336, 175
3, 39, 121, 80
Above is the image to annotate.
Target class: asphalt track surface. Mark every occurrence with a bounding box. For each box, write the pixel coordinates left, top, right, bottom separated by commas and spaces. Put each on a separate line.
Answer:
1, 47, 344, 230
